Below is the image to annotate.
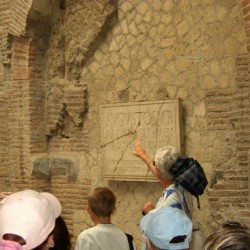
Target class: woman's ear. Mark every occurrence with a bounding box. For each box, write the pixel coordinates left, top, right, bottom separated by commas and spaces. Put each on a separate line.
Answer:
47, 234, 55, 248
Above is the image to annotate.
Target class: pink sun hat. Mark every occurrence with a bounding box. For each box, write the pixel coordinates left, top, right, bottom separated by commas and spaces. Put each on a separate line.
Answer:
0, 189, 62, 250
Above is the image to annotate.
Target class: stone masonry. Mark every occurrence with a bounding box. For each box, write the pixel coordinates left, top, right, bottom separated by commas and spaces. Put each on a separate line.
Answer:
0, 0, 250, 248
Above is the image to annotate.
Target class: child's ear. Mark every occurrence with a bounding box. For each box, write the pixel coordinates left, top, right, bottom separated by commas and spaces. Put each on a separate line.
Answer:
112, 207, 117, 214
87, 206, 92, 215
148, 239, 158, 250
47, 234, 55, 248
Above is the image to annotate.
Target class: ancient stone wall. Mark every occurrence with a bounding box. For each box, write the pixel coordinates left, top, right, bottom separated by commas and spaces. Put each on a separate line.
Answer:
0, 0, 249, 248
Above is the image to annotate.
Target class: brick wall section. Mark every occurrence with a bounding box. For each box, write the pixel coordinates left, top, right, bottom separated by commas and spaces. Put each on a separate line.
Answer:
207, 53, 250, 226
9, 36, 50, 189
28, 43, 47, 154
0, 0, 10, 27
0, 0, 32, 64
234, 55, 250, 169
0, 0, 11, 63
9, 0, 32, 36
32, 0, 54, 16
8, 36, 32, 186
7, 36, 52, 193
0, 93, 8, 188
8, 36, 48, 190
241, 0, 250, 51
50, 176, 91, 244
48, 130, 90, 152
206, 89, 234, 130
46, 81, 88, 150
8, 27, 92, 242
206, 0, 250, 223
234, 54, 250, 227
46, 83, 90, 151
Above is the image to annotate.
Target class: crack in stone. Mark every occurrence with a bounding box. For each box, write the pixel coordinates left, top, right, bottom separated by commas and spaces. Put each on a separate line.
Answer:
100, 122, 139, 148
113, 121, 141, 172
101, 100, 173, 175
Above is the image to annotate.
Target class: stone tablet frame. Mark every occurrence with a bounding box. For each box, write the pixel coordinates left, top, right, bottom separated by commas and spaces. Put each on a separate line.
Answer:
100, 99, 184, 182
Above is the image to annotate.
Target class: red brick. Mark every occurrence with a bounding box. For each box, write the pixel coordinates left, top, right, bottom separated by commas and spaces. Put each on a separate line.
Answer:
241, 0, 250, 8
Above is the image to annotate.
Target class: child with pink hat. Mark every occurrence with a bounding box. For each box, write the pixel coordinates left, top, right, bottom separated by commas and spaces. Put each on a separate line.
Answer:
0, 189, 62, 250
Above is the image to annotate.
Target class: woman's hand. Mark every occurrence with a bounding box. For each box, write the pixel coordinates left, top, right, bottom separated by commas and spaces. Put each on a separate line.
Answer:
133, 140, 148, 160
133, 139, 155, 170
142, 201, 155, 215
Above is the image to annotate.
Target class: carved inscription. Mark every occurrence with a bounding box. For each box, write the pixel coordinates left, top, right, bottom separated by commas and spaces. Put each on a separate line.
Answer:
100, 99, 184, 181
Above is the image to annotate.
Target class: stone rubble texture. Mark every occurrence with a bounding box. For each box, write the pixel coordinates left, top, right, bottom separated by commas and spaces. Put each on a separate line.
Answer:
0, 0, 249, 248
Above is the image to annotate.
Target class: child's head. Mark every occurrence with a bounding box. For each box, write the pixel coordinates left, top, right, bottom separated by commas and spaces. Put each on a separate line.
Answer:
0, 189, 61, 250
87, 187, 116, 217
140, 206, 192, 250
202, 221, 250, 250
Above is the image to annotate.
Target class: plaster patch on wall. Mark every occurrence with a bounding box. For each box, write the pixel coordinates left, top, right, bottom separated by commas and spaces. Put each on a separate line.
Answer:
32, 152, 80, 180
32, 157, 50, 177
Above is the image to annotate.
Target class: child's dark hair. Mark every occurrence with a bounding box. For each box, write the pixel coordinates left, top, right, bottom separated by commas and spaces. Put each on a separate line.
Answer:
88, 187, 116, 217
51, 216, 71, 250
33, 216, 71, 250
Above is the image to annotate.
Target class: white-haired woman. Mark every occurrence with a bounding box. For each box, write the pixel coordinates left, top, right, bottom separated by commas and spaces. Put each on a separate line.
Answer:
133, 140, 192, 217
133, 140, 203, 250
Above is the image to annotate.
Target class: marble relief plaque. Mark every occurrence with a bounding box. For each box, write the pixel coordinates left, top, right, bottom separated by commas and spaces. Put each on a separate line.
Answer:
100, 99, 184, 181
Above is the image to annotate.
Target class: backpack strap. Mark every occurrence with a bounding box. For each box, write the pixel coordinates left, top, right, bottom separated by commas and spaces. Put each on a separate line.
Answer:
125, 233, 134, 250
196, 196, 200, 209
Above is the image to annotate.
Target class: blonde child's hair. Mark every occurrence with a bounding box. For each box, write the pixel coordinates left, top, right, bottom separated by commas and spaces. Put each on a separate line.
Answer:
87, 187, 116, 217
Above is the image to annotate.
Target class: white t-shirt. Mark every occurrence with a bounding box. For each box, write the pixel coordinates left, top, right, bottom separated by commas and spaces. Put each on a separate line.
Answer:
75, 224, 133, 250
